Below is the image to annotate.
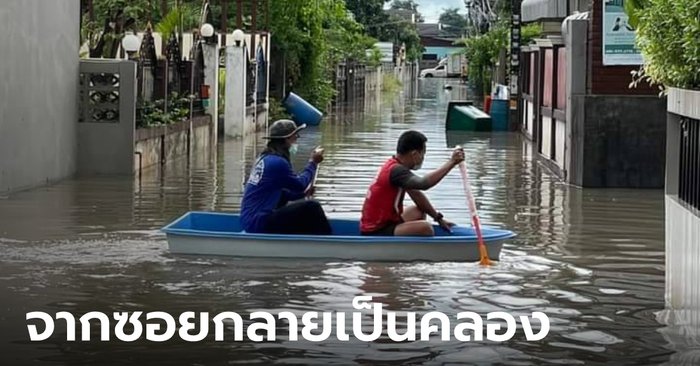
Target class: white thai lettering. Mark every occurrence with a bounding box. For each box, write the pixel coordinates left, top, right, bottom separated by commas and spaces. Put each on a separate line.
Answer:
212, 312, 244, 341
520, 312, 550, 341
178, 312, 209, 342
114, 312, 143, 342
26, 312, 55, 341
248, 312, 277, 342
79, 311, 110, 341
145, 312, 177, 342
486, 312, 517, 342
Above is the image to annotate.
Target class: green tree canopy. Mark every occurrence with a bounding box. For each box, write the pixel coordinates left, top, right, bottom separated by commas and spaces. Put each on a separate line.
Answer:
439, 7, 467, 38
390, 0, 424, 22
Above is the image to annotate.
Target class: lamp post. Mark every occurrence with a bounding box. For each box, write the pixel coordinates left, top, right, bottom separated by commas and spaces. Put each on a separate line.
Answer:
198, 22, 215, 109
225, 29, 247, 139
121, 33, 141, 60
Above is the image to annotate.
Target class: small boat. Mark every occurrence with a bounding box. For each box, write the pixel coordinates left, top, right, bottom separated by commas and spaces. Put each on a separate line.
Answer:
161, 211, 516, 262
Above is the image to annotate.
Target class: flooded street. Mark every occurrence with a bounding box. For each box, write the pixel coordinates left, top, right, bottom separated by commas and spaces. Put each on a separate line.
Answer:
0, 79, 673, 364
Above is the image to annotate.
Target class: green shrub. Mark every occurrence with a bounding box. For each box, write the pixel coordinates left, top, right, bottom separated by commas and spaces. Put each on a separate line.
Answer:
269, 97, 291, 122
634, 0, 700, 90
462, 25, 508, 96
137, 92, 190, 128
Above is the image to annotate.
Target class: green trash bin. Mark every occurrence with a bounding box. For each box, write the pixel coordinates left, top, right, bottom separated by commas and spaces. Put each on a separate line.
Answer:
446, 102, 492, 131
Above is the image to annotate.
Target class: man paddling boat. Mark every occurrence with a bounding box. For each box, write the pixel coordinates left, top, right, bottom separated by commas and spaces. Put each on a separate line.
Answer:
360, 130, 465, 236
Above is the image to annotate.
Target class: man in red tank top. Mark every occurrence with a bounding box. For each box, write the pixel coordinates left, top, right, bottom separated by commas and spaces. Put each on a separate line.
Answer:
360, 130, 465, 236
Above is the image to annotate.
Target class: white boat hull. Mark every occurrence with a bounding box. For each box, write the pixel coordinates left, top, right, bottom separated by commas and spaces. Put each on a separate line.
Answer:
161, 212, 515, 262
165, 234, 505, 262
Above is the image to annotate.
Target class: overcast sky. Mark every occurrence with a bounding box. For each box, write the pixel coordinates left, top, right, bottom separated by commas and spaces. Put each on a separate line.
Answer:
385, 0, 467, 23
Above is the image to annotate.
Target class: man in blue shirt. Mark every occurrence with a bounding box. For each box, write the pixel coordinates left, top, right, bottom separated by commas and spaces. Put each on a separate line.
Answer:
240, 119, 331, 235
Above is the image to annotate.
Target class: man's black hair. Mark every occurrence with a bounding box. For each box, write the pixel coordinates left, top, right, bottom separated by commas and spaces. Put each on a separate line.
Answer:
396, 130, 427, 154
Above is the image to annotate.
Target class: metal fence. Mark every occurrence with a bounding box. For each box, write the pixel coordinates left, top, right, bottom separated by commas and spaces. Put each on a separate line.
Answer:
679, 117, 700, 211
135, 28, 207, 127
333, 61, 367, 105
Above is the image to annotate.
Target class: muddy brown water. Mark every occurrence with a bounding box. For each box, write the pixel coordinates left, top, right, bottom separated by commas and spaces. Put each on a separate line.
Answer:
0, 79, 672, 365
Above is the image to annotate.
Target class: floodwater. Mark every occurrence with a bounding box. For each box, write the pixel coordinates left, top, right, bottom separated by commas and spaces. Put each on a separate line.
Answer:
0, 79, 678, 365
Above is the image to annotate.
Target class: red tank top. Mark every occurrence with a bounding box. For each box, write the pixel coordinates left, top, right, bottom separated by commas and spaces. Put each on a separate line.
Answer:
360, 157, 405, 233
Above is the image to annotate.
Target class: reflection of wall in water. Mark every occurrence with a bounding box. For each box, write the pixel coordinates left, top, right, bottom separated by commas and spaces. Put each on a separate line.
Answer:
129, 141, 220, 229
514, 136, 571, 253
391, 94, 406, 126
0, 182, 80, 240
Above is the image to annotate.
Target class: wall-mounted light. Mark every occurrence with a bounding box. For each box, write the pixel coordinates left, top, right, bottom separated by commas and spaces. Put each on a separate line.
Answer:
121, 33, 140, 59
232, 29, 245, 47
200, 23, 214, 38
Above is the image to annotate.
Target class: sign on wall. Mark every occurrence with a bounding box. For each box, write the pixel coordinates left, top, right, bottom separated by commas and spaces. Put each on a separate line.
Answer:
510, 0, 522, 95
602, 0, 643, 65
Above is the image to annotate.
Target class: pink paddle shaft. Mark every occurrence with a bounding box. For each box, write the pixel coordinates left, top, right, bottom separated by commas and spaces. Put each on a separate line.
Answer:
458, 160, 491, 264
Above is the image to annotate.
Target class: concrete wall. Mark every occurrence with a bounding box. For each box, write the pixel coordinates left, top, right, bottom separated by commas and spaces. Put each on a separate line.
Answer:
664, 88, 700, 337
0, 0, 79, 193
134, 116, 213, 173
77, 60, 137, 176
244, 105, 269, 137
574, 95, 667, 188
665, 197, 700, 330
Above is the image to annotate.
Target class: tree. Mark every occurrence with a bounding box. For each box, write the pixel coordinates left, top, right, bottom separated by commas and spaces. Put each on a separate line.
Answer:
391, 0, 417, 11
438, 7, 467, 38
390, 0, 424, 23
81, 0, 201, 58
463, 0, 508, 35
270, 0, 378, 108
346, 0, 390, 38
461, 23, 507, 95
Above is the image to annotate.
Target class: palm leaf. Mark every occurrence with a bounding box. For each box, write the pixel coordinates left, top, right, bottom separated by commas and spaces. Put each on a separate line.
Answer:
156, 7, 183, 37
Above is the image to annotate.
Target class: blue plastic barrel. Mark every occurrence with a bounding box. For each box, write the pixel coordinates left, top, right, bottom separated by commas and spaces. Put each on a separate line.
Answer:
283, 92, 323, 126
490, 99, 509, 131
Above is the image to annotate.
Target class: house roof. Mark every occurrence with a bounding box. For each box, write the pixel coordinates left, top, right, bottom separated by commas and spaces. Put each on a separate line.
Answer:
421, 36, 460, 48
417, 23, 440, 37
417, 23, 461, 41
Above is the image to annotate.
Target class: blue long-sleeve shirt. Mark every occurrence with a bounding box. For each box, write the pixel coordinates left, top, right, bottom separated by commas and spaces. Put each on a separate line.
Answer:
240, 154, 317, 232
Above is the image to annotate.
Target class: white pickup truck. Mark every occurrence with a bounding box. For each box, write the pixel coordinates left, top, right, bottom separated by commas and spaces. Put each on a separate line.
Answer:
420, 53, 467, 78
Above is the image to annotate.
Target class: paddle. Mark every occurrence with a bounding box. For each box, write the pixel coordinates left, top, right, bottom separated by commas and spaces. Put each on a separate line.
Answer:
456, 149, 492, 266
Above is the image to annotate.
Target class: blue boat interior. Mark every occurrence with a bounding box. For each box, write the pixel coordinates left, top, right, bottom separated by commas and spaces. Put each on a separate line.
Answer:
163, 212, 516, 242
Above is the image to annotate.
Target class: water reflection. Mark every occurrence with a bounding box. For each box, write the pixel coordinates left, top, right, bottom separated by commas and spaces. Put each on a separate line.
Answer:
0, 78, 675, 364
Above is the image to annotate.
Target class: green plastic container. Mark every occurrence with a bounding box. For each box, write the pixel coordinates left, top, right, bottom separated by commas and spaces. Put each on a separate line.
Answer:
490, 99, 509, 131
446, 102, 492, 131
